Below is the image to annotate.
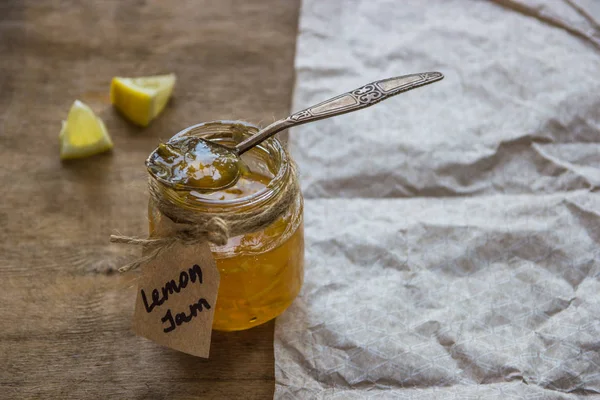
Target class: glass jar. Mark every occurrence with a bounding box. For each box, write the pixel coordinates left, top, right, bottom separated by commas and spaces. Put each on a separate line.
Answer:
147, 121, 304, 331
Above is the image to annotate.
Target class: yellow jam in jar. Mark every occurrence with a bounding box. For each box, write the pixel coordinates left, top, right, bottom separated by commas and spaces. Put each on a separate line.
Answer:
147, 121, 304, 331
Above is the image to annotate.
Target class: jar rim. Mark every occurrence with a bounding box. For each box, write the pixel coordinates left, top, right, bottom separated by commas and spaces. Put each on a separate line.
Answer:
146, 120, 290, 209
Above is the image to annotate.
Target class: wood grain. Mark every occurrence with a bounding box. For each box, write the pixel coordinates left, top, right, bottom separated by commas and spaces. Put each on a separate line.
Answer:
0, 0, 300, 398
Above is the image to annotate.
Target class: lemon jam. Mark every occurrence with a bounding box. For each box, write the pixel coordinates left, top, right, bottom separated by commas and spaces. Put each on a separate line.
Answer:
147, 137, 242, 191
147, 121, 304, 331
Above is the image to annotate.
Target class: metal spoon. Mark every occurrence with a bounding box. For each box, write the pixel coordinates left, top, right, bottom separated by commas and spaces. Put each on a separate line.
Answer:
235, 71, 443, 156
150, 71, 444, 191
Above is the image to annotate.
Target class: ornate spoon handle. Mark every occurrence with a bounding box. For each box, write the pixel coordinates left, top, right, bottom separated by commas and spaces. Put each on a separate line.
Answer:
234, 71, 444, 155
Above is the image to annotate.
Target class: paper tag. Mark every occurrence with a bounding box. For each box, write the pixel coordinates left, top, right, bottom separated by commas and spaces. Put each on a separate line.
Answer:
132, 239, 220, 358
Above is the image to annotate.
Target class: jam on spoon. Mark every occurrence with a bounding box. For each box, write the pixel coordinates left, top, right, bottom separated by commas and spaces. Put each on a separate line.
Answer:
146, 136, 242, 191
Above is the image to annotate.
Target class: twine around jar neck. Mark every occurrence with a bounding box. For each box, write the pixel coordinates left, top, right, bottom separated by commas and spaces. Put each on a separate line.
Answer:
110, 160, 300, 273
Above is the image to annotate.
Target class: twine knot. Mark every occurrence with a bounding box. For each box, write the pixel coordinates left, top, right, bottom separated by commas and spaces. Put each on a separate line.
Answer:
175, 217, 229, 246
205, 218, 229, 246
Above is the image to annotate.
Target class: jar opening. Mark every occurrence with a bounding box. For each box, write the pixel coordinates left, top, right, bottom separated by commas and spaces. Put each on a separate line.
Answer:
146, 120, 289, 210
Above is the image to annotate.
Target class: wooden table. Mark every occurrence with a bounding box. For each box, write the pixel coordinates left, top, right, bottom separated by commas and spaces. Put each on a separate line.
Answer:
0, 1, 299, 398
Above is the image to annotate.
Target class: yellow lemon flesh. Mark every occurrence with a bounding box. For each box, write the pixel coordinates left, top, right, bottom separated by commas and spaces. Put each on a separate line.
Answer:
110, 73, 176, 127
59, 100, 113, 160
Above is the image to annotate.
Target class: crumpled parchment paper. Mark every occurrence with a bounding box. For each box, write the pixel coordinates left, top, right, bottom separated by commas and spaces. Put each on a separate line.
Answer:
274, 0, 600, 398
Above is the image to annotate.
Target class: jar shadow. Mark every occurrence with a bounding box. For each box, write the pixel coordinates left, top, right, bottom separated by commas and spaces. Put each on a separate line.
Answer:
152, 321, 276, 396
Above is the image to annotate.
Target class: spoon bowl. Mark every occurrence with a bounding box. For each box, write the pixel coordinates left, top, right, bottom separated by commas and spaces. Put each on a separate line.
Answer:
146, 136, 242, 191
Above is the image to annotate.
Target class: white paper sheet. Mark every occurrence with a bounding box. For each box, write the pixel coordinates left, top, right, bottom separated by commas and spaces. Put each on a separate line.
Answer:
275, 0, 600, 398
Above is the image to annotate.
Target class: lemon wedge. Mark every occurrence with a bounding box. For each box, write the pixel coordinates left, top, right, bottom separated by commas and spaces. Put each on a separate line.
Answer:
110, 73, 176, 126
59, 100, 113, 160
